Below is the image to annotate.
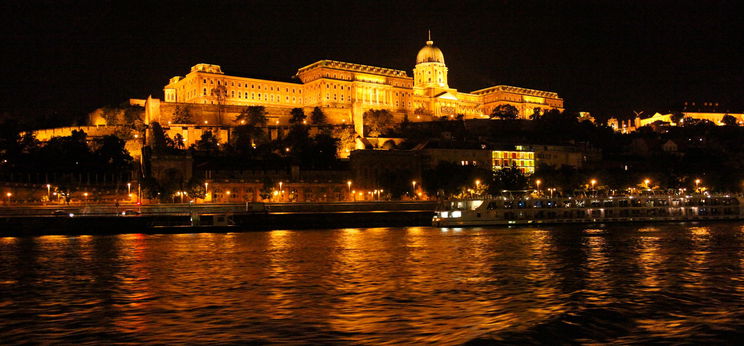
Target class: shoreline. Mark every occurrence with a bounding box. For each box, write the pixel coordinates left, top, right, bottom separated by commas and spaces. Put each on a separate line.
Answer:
0, 201, 437, 236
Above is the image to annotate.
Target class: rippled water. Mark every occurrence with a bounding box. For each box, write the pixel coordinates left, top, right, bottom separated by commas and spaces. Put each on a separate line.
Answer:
1, 222, 743, 344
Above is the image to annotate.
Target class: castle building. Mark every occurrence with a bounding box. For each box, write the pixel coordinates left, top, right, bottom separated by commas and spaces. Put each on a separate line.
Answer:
147, 37, 564, 137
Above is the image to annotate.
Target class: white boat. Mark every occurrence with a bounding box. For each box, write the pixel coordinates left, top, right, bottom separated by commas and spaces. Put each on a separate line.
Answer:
433, 194, 744, 227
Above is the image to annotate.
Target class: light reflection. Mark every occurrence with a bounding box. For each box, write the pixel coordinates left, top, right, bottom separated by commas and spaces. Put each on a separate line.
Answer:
637, 233, 662, 291
524, 228, 565, 320
686, 226, 711, 289
1, 224, 742, 344
113, 232, 151, 334
583, 228, 610, 304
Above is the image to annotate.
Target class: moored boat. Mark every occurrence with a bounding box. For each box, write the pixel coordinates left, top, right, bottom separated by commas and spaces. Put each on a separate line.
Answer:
150, 212, 238, 231
433, 194, 744, 227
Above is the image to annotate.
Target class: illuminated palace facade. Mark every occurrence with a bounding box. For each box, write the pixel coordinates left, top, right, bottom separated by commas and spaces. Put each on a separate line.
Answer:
152, 38, 563, 136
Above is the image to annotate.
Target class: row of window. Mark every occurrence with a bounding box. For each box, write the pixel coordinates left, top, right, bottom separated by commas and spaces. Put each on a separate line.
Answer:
200, 78, 302, 94
493, 159, 535, 168
199, 88, 303, 104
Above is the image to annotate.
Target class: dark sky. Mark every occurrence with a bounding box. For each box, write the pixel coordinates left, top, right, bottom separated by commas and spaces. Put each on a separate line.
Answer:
2, 0, 743, 124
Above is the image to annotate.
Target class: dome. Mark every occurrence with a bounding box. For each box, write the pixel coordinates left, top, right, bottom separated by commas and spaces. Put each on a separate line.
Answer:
416, 40, 445, 64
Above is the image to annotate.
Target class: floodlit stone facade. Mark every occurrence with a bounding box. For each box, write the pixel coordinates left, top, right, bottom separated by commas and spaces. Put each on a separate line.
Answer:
150, 37, 564, 135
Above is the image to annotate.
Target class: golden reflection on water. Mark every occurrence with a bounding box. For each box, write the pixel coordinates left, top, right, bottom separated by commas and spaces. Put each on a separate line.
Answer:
114, 233, 152, 335
524, 229, 566, 320
1, 224, 743, 344
686, 227, 711, 289
582, 228, 611, 304
637, 230, 662, 292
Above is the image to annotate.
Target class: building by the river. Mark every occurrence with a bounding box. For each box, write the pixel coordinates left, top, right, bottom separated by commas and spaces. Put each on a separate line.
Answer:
130, 36, 563, 139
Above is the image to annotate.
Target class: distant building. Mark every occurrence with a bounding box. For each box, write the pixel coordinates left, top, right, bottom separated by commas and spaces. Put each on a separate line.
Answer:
491, 147, 536, 174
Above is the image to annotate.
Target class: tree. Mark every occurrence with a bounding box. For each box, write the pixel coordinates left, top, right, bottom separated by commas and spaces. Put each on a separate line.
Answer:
172, 105, 195, 124
378, 169, 414, 199
186, 177, 206, 199
333, 125, 358, 156
422, 162, 490, 197
149, 122, 168, 153
123, 104, 144, 124
100, 106, 121, 125
670, 112, 685, 125
95, 135, 133, 171
490, 104, 519, 120
363, 109, 395, 136
236, 106, 267, 127
488, 168, 529, 192
722, 114, 737, 126
290, 108, 306, 125
310, 107, 327, 125
530, 107, 542, 120
18, 132, 39, 154
195, 130, 219, 152
172, 133, 185, 149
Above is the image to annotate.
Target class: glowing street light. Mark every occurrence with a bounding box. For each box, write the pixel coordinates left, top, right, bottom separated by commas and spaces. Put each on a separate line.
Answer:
127, 182, 131, 195
204, 182, 209, 202
412, 180, 417, 194
535, 179, 542, 194
5, 192, 11, 204
695, 178, 701, 192
46, 184, 51, 201
643, 178, 651, 189
590, 179, 597, 196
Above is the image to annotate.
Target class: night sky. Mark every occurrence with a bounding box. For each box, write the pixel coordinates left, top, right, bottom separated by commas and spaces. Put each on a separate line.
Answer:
2, 0, 742, 125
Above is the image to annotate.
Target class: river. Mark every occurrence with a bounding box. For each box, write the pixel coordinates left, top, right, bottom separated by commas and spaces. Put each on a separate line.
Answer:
1, 222, 743, 344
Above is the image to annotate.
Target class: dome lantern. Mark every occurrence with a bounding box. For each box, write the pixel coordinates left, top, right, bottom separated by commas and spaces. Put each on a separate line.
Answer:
416, 35, 445, 65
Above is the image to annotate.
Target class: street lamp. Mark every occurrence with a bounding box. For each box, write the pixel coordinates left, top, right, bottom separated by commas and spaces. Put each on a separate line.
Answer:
695, 178, 701, 192
127, 182, 131, 195
83, 192, 89, 204
412, 180, 417, 196
347, 180, 352, 200
590, 179, 597, 196
5, 192, 11, 205
46, 184, 51, 201
644, 178, 651, 190
204, 182, 209, 201
535, 179, 542, 195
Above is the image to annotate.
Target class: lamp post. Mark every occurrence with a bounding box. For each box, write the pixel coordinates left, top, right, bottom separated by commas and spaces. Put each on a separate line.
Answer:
5, 192, 11, 205
412, 180, 417, 197
475, 179, 481, 195
127, 182, 131, 195
204, 182, 209, 202
695, 178, 701, 192
590, 179, 597, 197
535, 179, 542, 196
347, 180, 352, 200
46, 184, 51, 202
278, 181, 283, 202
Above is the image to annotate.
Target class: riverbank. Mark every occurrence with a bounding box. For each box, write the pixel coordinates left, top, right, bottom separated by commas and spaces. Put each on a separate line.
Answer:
0, 201, 437, 236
